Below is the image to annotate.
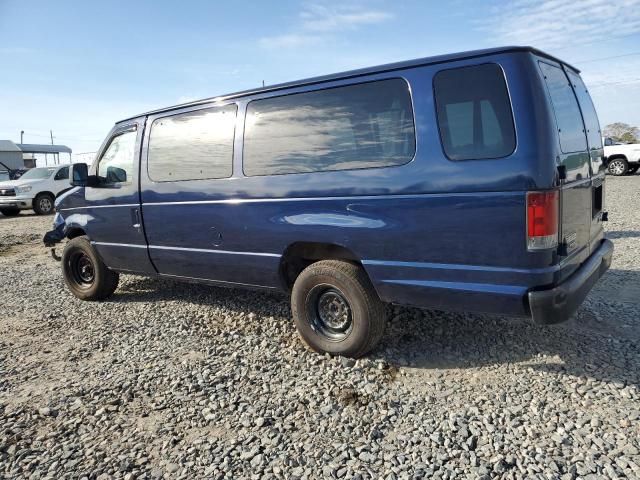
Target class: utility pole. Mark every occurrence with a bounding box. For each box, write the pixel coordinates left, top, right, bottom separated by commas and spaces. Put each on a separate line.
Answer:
50, 130, 54, 145
20, 130, 24, 143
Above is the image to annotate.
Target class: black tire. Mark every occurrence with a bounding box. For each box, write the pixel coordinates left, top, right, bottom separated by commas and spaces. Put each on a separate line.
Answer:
0, 208, 20, 217
33, 193, 55, 215
62, 236, 119, 300
627, 165, 639, 175
607, 157, 628, 176
291, 260, 386, 358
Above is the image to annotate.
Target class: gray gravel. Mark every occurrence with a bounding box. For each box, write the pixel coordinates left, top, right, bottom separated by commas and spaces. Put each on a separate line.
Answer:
1, 176, 639, 480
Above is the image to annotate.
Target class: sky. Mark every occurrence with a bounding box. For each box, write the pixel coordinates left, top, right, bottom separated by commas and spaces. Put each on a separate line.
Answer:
1, 0, 640, 159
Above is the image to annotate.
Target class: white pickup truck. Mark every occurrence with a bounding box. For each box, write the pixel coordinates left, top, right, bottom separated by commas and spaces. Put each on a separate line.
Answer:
603, 137, 640, 176
0, 165, 71, 216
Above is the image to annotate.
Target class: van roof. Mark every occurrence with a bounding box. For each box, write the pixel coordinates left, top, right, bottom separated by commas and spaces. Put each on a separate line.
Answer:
120, 46, 577, 123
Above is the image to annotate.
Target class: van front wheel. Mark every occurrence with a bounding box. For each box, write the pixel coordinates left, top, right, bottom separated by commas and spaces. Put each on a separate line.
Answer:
291, 260, 386, 358
62, 236, 119, 300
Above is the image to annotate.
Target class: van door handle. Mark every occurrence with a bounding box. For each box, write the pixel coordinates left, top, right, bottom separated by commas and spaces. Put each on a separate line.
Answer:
131, 208, 141, 229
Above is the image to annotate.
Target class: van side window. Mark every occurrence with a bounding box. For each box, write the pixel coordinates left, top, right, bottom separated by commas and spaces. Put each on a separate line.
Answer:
433, 63, 516, 161
98, 130, 137, 184
539, 62, 587, 154
148, 105, 236, 182
243, 79, 415, 176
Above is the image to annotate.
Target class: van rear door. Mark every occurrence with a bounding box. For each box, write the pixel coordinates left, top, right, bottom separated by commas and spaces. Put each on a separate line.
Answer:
565, 71, 606, 251
538, 61, 593, 280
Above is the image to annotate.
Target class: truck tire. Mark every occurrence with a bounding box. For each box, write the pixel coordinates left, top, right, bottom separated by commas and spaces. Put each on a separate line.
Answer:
62, 236, 119, 300
33, 192, 55, 215
607, 157, 628, 176
0, 208, 20, 216
291, 260, 386, 358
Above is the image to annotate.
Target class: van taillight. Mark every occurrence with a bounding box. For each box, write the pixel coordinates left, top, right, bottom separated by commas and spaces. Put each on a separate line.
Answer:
527, 190, 558, 251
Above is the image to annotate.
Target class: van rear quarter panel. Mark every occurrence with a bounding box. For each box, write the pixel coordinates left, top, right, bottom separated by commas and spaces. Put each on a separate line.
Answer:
139, 52, 559, 316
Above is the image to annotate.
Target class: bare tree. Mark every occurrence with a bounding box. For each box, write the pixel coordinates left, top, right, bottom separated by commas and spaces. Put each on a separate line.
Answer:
603, 122, 639, 143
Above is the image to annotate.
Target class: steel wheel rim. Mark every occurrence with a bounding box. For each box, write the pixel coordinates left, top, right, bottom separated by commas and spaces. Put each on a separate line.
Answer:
307, 285, 353, 342
39, 197, 52, 212
69, 251, 95, 288
609, 160, 625, 175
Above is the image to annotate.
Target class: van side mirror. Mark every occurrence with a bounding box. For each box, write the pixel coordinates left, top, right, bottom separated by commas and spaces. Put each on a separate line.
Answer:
105, 166, 127, 183
70, 163, 88, 186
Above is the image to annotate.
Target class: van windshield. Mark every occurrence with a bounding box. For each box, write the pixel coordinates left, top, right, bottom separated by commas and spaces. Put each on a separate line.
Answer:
19, 167, 56, 180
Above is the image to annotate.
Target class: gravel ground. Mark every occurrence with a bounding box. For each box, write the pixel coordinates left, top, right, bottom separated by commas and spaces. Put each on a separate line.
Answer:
1, 176, 639, 480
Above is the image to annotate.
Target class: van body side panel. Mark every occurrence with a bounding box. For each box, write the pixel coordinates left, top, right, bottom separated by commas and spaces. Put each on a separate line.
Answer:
139, 192, 552, 315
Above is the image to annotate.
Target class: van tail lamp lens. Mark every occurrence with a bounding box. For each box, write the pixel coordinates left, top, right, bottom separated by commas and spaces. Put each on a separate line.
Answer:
527, 190, 559, 251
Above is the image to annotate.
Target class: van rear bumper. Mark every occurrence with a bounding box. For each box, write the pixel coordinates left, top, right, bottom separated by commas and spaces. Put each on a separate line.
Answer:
528, 239, 613, 325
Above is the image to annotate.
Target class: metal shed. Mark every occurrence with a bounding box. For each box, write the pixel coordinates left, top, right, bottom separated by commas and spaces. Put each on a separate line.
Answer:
0, 141, 73, 169
17, 143, 73, 167
0, 140, 24, 170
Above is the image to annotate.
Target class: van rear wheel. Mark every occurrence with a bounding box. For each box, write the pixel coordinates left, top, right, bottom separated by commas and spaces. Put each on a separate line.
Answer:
608, 158, 628, 176
62, 236, 119, 300
291, 260, 386, 358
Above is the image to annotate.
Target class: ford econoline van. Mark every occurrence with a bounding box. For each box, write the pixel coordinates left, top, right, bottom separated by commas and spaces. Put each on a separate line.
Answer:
45, 46, 613, 358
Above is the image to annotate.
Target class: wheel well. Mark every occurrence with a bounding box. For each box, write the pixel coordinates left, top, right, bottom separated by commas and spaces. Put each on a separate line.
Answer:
607, 154, 628, 164
279, 242, 362, 291
66, 227, 86, 239
35, 191, 55, 199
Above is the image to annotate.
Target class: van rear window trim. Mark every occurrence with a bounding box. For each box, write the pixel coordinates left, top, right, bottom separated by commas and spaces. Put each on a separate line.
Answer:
241, 76, 417, 177
432, 62, 517, 162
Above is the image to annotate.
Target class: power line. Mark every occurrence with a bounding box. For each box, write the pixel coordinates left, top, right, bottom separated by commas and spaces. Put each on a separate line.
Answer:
588, 77, 640, 88
575, 51, 640, 65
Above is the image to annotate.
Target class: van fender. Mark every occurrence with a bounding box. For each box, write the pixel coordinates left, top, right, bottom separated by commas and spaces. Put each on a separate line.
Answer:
42, 212, 87, 247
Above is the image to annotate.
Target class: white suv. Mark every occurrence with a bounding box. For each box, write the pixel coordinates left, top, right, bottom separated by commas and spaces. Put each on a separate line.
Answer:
0, 165, 71, 216
603, 137, 640, 176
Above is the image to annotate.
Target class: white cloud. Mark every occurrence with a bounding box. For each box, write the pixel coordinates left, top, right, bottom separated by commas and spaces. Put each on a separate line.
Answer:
259, 2, 393, 49
300, 4, 393, 32
476, 0, 640, 49
259, 33, 324, 49
0, 46, 34, 55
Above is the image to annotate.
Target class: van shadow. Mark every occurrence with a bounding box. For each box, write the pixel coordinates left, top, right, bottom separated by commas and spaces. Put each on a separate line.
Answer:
112, 268, 640, 389
0, 211, 37, 220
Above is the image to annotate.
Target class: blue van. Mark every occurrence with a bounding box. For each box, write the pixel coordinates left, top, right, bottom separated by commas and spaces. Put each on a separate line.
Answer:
45, 46, 613, 358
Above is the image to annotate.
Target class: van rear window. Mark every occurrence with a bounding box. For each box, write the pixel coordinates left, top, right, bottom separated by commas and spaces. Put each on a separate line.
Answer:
243, 79, 415, 176
433, 64, 515, 161
539, 62, 587, 154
